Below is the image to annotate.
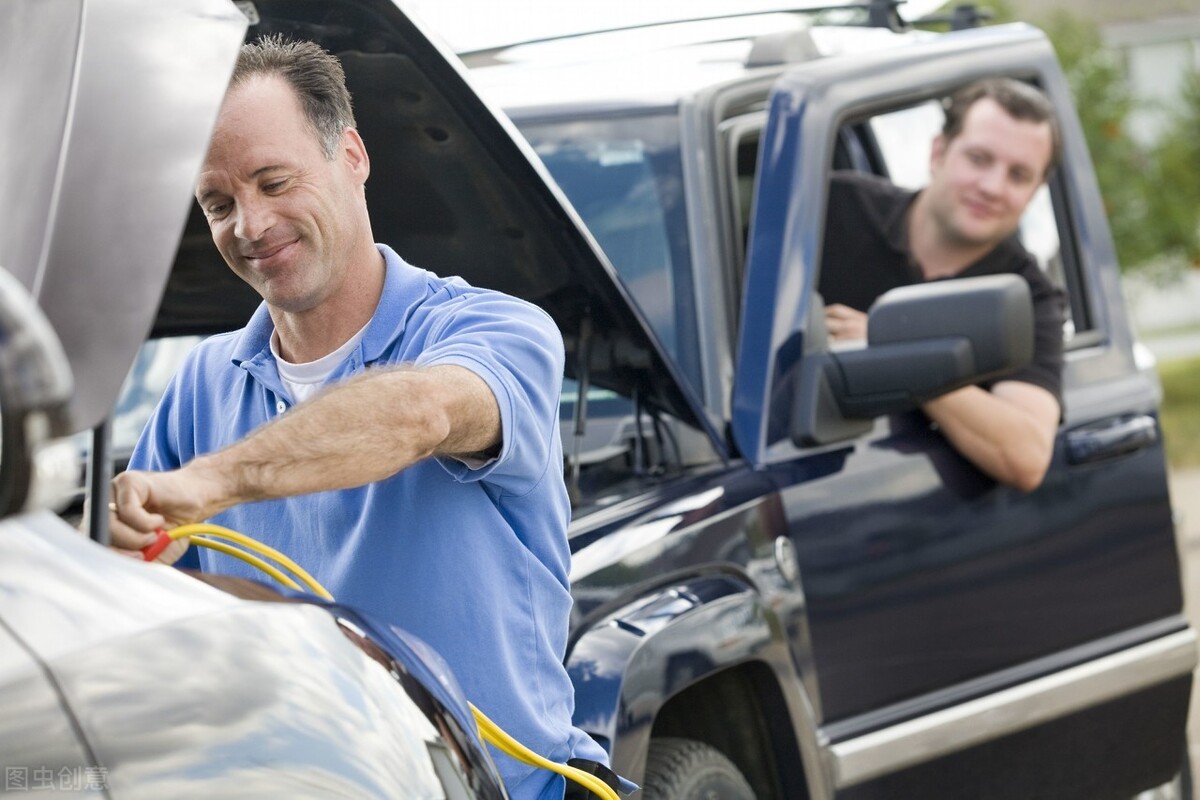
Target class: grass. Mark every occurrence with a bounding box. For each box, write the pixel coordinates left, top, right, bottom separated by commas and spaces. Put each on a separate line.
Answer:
1158, 354, 1200, 469
1138, 322, 1200, 341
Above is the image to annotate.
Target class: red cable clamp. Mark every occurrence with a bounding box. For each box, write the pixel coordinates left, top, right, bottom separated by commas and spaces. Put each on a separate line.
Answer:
141, 529, 173, 562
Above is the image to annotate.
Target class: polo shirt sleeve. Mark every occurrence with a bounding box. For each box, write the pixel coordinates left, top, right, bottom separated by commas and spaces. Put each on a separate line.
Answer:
413, 289, 566, 497
994, 259, 1066, 408
128, 373, 188, 474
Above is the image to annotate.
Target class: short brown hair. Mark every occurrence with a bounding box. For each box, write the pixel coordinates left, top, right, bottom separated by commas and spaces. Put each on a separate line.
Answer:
232, 35, 356, 160
942, 78, 1062, 175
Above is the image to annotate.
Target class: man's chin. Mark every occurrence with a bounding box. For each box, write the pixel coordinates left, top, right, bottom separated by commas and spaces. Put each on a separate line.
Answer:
952, 220, 1012, 250
263, 291, 324, 314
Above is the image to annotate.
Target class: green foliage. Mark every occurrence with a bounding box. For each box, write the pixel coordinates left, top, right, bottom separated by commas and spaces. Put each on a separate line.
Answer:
1157, 354, 1200, 468
919, 2, 1200, 275
1145, 70, 1200, 266
1033, 11, 1163, 270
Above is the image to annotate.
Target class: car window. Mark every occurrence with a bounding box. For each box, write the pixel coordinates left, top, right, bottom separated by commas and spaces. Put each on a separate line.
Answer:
863, 98, 1081, 340
723, 115, 765, 304
515, 113, 703, 397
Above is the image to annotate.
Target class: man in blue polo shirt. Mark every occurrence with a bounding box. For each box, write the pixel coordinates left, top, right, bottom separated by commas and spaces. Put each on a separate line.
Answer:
109, 36, 608, 799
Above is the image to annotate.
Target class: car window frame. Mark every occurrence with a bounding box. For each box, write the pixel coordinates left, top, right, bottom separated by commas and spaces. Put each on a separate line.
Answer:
828, 88, 1098, 349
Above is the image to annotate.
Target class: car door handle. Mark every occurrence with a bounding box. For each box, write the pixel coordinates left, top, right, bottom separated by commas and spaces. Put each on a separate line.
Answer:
1066, 415, 1159, 465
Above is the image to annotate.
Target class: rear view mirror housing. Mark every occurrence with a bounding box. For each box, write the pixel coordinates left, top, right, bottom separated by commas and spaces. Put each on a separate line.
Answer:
792, 274, 1033, 446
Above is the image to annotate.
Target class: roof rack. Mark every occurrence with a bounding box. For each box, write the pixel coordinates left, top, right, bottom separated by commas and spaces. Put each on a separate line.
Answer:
863, 0, 909, 31
916, 3, 993, 30
458, 1, 917, 64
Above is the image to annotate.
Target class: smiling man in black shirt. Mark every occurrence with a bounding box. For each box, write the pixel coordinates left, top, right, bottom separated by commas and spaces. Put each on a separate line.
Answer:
819, 78, 1066, 492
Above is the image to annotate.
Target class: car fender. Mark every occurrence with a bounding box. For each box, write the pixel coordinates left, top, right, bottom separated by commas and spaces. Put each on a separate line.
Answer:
567, 573, 829, 794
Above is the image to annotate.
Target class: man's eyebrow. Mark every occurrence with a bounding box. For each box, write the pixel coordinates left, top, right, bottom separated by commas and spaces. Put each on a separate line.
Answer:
197, 165, 287, 203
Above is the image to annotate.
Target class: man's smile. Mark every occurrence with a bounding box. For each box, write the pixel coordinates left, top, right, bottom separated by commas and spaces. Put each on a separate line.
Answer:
243, 238, 299, 267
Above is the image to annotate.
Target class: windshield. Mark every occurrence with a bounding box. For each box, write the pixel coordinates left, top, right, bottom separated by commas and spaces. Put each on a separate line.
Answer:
515, 112, 702, 401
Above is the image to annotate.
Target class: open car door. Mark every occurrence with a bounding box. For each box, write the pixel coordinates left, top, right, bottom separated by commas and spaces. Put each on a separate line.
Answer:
734, 22, 1194, 798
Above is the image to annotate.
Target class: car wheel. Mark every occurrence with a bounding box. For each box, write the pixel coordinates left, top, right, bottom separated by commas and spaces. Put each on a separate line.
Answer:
641, 737, 755, 800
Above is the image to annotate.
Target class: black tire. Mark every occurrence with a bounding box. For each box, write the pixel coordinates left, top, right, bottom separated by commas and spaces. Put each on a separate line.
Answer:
641, 737, 756, 800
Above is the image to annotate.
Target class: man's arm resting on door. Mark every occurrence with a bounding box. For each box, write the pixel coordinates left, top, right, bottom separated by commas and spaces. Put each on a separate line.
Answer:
921, 379, 1060, 492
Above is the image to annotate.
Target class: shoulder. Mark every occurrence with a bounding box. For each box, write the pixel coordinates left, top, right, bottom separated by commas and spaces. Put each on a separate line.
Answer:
988, 240, 1062, 302
828, 170, 910, 228
173, 332, 239, 375
830, 170, 908, 204
380, 246, 556, 332
425, 275, 558, 336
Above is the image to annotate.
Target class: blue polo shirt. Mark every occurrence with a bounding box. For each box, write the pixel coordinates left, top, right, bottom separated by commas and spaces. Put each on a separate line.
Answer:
129, 244, 606, 799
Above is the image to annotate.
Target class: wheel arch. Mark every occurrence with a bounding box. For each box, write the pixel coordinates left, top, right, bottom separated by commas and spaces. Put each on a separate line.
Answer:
567, 574, 827, 798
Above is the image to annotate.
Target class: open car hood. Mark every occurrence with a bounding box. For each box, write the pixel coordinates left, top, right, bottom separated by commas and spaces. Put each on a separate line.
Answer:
0, 0, 247, 435
162, 0, 719, 447
2, 0, 714, 446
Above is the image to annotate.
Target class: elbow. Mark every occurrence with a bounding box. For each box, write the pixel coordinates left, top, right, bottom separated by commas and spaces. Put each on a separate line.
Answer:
1005, 464, 1048, 493
414, 404, 453, 459
996, 445, 1053, 493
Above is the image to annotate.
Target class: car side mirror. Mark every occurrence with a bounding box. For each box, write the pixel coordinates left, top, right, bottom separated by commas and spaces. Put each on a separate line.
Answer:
0, 267, 75, 517
792, 274, 1033, 446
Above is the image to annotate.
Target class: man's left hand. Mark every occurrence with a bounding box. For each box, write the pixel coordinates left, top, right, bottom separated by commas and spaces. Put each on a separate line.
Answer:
825, 303, 868, 342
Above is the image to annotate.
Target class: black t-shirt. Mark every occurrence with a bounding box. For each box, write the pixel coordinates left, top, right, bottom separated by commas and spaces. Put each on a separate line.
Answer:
818, 171, 1066, 404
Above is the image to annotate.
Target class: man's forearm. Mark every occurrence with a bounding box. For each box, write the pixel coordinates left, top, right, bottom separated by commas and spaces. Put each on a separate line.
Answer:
187, 365, 500, 511
921, 381, 1060, 492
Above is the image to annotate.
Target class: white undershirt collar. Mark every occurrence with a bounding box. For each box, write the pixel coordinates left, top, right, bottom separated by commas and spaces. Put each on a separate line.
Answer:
271, 322, 370, 404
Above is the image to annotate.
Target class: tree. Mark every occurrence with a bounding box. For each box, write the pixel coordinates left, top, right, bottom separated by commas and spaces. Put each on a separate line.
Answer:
1145, 69, 1200, 267
1036, 10, 1170, 273
917, 3, 1200, 275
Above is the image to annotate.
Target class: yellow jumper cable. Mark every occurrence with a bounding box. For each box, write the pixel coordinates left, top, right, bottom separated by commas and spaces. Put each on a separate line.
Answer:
147, 523, 620, 800
159, 523, 333, 600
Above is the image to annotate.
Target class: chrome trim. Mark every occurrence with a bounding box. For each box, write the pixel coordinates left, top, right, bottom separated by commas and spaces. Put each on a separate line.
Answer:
829, 629, 1198, 788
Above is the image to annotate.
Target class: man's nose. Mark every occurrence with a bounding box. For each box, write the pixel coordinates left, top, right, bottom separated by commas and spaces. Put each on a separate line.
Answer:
977, 164, 1006, 195
234, 196, 274, 242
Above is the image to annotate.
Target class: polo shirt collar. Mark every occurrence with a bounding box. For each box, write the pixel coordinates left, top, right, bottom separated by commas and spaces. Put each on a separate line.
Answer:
228, 303, 284, 396
231, 303, 275, 368
229, 243, 431, 375
361, 243, 431, 364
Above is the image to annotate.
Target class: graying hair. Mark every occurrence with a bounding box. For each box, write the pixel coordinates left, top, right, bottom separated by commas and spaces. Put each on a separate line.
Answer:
232, 35, 356, 159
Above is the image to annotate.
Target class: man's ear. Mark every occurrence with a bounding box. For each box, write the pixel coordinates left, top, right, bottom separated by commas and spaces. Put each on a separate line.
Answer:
929, 133, 947, 174
341, 127, 370, 184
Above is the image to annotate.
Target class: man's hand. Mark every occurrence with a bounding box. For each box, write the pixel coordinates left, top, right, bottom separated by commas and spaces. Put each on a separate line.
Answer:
109, 465, 229, 564
825, 303, 868, 343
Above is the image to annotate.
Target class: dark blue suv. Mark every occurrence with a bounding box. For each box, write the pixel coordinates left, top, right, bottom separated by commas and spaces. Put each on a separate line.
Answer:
461, 7, 1195, 800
